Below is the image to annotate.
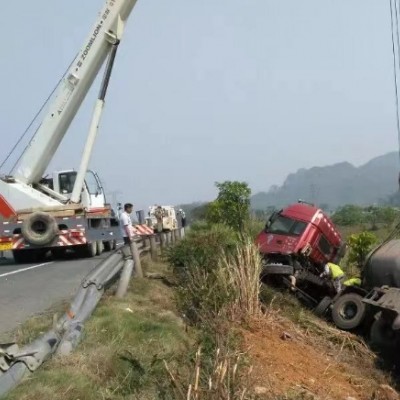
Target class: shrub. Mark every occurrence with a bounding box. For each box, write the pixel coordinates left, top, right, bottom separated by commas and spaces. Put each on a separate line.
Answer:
170, 235, 262, 325
167, 224, 237, 273
347, 231, 378, 269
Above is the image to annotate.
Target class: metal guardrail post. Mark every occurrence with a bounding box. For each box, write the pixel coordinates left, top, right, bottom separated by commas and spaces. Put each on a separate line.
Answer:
165, 232, 171, 247
130, 240, 143, 278
150, 235, 157, 261
160, 233, 166, 253
143, 236, 150, 248
115, 259, 134, 298
170, 230, 176, 245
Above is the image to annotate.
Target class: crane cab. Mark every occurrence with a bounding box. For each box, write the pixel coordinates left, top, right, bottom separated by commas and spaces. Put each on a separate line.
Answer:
40, 170, 106, 210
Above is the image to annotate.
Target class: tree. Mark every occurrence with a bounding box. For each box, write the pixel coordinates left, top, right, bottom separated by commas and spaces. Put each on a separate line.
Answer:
347, 231, 378, 269
190, 203, 210, 222
331, 205, 365, 226
206, 181, 251, 231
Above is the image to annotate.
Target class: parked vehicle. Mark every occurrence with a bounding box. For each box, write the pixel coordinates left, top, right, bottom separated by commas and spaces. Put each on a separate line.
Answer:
0, 0, 139, 262
148, 205, 178, 232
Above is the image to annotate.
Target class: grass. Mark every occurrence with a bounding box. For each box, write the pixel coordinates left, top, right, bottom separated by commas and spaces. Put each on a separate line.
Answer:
0, 300, 67, 345
3, 228, 399, 400
3, 258, 192, 400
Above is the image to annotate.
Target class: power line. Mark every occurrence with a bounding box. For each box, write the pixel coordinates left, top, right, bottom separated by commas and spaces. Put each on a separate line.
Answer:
389, 0, 400, 185
0, 54, 77, 174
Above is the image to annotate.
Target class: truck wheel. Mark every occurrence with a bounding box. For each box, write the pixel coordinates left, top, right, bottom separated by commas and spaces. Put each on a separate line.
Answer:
370, 316, 400, 353
12, 250, 31, 264
262, 265, 294, 276
96, 240, 104, 255
314, 296, 333, 317
21, 212, 58, 246
104, 241, 111, 251
331, 293, 366, 330
51, 248, 66, 259
77, 242, 96, 258
111, 240, 117, 250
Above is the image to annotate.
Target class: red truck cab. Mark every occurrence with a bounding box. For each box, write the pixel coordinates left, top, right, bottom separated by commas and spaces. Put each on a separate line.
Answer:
256, 202, 344, 268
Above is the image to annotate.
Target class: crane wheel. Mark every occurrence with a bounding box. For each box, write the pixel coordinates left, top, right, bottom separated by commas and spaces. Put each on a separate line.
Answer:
21, 212, 58, 246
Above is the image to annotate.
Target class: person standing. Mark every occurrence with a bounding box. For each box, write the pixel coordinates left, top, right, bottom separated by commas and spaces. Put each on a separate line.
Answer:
120, 203, 134, 244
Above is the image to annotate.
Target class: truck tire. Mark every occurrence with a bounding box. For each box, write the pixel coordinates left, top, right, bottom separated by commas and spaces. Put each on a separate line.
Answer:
331, 293, 366, 331
76, 242, 96, 258
370, 316, 400, 353
96, 240, 104, 255
314, 296, 333, 317
262, 265, 294, 276
21, 212, 58, 246
86, 242, 97, 258
12, 250, 31, 264
51, 248, 66, 259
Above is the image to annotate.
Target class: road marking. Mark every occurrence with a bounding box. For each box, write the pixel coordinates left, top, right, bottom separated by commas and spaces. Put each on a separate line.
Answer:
0, 262, 54, 278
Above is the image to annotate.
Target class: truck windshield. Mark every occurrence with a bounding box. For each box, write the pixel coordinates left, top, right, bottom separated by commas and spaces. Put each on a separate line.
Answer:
266, 215, 307, 236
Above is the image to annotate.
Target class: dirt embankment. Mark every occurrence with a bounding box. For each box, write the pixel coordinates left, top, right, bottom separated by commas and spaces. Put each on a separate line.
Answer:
241, 313, 398, 400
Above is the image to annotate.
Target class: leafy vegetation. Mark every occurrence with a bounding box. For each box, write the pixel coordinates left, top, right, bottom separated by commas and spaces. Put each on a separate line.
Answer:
206, 181, 251, 232
332, 204, 400, 228
347, 231, 378, 269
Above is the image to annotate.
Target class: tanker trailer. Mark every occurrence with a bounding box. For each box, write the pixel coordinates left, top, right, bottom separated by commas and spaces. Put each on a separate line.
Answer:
362, 239, 400, 354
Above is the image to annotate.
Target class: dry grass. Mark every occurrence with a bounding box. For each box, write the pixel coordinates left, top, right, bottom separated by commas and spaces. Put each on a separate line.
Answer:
165, 346, 252, 400
0, 300, 68, 345
3, 237, 398, 400
176, 240, 262, 326
219, 240, 262, 321
3, 258, 192, 400
258, 286, 394, 393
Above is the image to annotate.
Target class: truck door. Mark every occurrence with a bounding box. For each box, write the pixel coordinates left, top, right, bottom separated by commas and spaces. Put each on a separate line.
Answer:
85, 170, 105, 209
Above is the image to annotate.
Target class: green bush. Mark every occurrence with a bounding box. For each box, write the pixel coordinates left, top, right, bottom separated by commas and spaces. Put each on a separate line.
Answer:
347, 231, 378, 269
206, 181, 251, 232
168, 225, 262, 326
332, 205, 365, 226
242, 218, 265, 240
167, 224, 237, 273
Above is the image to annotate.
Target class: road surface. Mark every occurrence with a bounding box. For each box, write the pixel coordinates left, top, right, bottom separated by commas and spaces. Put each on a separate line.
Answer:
0, 252, 105, 339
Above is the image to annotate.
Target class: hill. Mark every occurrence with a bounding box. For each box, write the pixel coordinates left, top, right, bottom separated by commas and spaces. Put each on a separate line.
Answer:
252, 152, 399, 210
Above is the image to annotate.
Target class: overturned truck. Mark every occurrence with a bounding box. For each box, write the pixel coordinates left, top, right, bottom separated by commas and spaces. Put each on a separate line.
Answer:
255, 202, 371, 331
256, 202, 347, 305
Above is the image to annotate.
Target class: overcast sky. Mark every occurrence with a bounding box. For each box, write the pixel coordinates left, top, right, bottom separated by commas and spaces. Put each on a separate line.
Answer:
0, 1, 397, 209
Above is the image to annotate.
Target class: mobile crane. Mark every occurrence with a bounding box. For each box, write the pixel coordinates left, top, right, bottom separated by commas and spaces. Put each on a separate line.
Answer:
0, 0, 139, 263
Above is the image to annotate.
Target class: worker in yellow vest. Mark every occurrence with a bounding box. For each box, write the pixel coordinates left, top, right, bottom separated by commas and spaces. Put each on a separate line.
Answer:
320, 262, 345, 294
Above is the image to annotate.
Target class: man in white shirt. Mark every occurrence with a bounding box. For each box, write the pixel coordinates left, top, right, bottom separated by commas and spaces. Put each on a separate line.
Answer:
120, 203, 134, 244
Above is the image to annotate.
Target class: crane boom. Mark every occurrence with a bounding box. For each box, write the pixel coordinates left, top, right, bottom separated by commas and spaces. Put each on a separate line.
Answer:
13, 0, 137, 185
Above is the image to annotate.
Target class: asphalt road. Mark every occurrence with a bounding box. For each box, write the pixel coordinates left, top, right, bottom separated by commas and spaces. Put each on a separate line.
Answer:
0, 251, 106, 340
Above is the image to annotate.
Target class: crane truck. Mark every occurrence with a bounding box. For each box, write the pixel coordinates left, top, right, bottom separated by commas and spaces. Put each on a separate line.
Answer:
0, 0, 139, 263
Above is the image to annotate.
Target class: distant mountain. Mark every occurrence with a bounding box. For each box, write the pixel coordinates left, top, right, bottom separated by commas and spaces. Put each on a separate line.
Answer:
251, 152, 399, 210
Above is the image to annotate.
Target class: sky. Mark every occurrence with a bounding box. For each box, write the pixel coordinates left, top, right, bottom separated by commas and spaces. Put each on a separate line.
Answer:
0, 1, 398, 210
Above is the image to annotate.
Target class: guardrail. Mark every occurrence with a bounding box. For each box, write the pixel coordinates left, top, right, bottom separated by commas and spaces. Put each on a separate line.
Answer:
0, 228, 185, 398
